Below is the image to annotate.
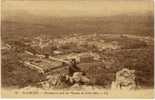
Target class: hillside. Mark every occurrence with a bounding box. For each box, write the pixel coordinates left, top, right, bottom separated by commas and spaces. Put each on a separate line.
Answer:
1, 13, 154, 41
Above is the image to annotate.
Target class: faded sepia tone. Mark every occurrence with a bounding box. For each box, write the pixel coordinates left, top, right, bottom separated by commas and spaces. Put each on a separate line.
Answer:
1, 0, 154, 98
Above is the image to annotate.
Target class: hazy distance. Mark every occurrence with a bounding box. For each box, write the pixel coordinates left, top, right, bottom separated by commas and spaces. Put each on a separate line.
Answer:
2, 0, 153, 19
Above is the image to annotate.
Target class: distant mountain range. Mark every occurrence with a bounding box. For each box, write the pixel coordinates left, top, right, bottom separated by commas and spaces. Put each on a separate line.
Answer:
1, 12, 154, 40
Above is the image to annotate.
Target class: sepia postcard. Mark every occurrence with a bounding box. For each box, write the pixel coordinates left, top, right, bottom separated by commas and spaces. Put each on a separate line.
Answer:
1, 0, 154, 98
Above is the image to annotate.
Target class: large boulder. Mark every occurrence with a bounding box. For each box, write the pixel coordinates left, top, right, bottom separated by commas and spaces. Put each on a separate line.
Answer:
111, 68, 136, 90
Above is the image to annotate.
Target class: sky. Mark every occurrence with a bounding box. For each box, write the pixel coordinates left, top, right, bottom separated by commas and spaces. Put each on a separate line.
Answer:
2, 0, 154, 17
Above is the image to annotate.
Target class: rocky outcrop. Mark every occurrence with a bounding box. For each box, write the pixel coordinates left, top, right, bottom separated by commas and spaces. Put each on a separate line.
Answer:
111, 68, 136, 90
